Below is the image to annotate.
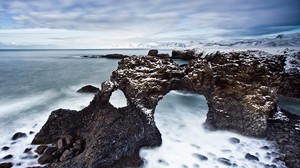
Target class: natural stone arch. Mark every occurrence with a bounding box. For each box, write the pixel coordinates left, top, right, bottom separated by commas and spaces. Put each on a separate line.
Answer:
32, 51, 286, 167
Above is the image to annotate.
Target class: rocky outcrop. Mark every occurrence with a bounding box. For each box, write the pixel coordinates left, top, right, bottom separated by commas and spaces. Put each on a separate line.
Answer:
267, 108, 300, 168
147, 49, 158, 56
101, 54, 129, 59
278, 49, 300, 100
171, 49, 198, 60
77, 85, 100, 94
33, 50, 293, 167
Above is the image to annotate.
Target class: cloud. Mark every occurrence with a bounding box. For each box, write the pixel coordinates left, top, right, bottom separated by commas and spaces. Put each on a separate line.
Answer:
0, 0, 299, 47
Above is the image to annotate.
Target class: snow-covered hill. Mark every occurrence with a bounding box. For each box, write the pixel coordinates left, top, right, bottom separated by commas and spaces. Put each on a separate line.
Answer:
133, 33, 300, 49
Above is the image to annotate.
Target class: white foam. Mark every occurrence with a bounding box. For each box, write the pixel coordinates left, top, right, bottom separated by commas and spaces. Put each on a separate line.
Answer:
109, 89, 127, 108
0, 85, 94, 167
140, 91, 285, 168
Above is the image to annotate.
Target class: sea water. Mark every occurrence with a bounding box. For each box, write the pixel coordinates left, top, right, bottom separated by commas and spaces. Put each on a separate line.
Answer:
0, 49, 295, 167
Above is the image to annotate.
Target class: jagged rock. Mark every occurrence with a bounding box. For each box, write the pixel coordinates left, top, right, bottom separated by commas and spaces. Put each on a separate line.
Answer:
12, 132, 27, 140
35, 145, 47, 155
0, 162, 13, 168
24, 147, 32, 153
267, 108, 300, 168
147, 49, 158, 56
278, 49, 300, 100
77, 85, 99, 94
171, 49, 196, 60
32, 50, 292, 167
59, 149, 74, 162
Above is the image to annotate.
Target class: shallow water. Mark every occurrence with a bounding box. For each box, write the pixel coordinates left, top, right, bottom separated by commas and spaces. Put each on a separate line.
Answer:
0, 49, 152, 167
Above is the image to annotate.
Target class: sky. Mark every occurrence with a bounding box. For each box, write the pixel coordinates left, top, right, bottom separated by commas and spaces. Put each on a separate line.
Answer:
0, 0, 300, 49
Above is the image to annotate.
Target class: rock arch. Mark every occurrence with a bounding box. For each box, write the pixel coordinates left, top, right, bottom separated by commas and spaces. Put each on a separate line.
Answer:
32, 51, 286, 167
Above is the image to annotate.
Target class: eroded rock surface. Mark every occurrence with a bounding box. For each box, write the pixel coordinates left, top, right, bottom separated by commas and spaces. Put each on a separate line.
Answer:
32, 50, 297, 167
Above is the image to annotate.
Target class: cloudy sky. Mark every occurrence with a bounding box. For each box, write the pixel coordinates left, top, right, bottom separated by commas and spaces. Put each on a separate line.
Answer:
0, 0, 300, 48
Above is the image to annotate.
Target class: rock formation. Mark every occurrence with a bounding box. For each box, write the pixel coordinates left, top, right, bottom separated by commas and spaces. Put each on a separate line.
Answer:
32, 50, 299, 167
77, 85, 99, 94
278, 49, 300, 100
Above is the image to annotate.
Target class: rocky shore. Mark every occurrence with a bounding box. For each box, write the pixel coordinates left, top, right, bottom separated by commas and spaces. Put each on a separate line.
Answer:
1, 49, 299, 168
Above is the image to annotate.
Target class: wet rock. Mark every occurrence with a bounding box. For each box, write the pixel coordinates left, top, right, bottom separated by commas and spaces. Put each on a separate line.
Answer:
0, 162, 13, 168
38, 147, 58, 164
29, 131, 35, 134
264, 164, 277, 168
59, 149, 74, 162
157, 53, 170, 58
260, 146, 269, 150
102, 54, 129, 59
35, 145, 47, 155
245, 153, 259, 161
192, 153, 208, 161
172, 49, 196, 60
229, 137, 240, 144
77, 85, 100, 94
1, 146, 9, 151
217, 157, 232, 166
148, 49, 158, 56
12, 132, 27, 140
24, 147, 32, 153
3, 155, 13, 160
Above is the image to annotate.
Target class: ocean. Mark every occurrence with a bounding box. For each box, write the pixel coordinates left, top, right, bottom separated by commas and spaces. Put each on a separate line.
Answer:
0, 49, 296, 167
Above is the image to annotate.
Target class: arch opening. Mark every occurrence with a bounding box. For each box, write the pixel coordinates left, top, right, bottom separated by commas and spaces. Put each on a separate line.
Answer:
140, 90, 285, 168
109, 89, 127, 108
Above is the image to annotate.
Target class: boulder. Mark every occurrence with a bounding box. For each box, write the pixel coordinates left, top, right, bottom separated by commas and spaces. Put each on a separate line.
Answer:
77, 85, 100, 94
171, 49, 196, 60
12, 132, 27, 140
147, 49, 158, 56
0, 162, 13, 168
245, 153, 259, 161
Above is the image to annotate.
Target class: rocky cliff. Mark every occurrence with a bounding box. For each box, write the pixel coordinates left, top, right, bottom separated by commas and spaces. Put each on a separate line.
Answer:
32, 50, 299, 168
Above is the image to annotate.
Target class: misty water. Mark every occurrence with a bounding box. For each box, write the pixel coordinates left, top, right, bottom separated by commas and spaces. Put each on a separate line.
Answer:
0, 49, 295, 167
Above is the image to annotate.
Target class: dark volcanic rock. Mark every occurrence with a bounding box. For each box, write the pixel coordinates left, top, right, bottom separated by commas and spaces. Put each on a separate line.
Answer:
192, 153, 208, 161
77, 85, 100, 94
3, 155, 13, 160
148, 49, 159, 56
278, 49, 300, 99
229, 137, 240, 144
24, 147, 32, 153
2, 146, 9, 151
157, 53, 170, 58
171, 49, 196, 60
32, 50, 292, 167
245, 153, 259, 161
0, 162, 13, 168
35, 145, 47, 155
102, 54, 129, 59
217, 157, 233, 166
12, 132, 27, 140
267, 108, 300, 168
